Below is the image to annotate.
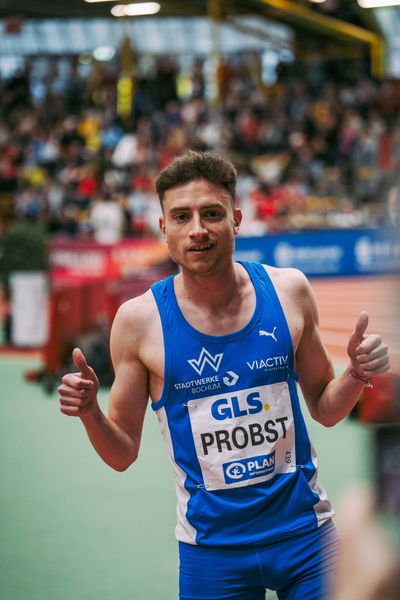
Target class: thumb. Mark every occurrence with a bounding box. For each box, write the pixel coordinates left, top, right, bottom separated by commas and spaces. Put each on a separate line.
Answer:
353, 311, 369, 343
72, 347, 92, 378
348, 311, 369, 354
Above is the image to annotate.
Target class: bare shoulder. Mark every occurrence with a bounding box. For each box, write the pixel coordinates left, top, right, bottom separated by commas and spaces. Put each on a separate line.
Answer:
261, 265, 319, 351
114, 289, 157, 328
110, 289, 158, 358
263, 265, 311, 298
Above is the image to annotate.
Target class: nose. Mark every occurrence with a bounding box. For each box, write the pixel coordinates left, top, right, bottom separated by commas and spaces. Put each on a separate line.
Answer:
189, 215, 208, 238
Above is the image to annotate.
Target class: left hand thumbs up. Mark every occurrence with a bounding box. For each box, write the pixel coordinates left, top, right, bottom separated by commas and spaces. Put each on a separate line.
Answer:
347, 311, 369, 357
347, 311, 390, 378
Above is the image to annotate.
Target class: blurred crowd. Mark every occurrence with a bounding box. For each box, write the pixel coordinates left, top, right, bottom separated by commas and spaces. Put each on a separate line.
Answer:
0, 52, 400, 242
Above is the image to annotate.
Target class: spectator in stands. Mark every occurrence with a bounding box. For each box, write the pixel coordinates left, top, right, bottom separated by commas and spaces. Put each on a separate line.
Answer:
250, 179, 278, 227
1, 53, 400, 240
89, 192, 126, 245
380, 176, 400, 228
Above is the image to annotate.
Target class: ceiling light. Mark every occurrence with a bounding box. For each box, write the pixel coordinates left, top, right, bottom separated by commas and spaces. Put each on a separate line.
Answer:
110, 2, 161, 17
357, 0, 400, 7
93, 46, 116, 61
111, 5, 126, 17
84, 0, 116, 3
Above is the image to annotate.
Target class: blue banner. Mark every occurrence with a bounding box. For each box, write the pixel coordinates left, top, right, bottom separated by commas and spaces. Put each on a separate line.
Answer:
234, 228, 400, 277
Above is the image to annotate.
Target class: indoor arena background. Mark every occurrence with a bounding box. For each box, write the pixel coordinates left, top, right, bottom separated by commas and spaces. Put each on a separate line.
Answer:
1, 1, 399, 599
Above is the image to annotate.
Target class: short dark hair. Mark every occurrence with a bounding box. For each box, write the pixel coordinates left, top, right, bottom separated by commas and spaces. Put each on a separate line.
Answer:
155, 150, 237, 206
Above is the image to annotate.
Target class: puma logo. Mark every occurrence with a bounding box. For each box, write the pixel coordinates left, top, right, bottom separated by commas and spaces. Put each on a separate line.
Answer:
258, 327, 277, 342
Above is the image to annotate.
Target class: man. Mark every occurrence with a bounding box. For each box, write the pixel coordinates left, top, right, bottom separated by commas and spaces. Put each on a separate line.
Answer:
58, 150, 390, 600
90, 192, 125, 244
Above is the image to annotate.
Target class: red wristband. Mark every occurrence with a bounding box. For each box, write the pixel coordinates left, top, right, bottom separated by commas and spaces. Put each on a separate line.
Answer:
349, 366, 373, 388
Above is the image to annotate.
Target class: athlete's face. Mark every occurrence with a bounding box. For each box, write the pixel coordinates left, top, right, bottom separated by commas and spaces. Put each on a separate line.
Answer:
159, 178, 242, 276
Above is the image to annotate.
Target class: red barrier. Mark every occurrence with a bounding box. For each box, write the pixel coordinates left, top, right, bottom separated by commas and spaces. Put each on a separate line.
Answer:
42, 236, 175, 383
44, 263, 175, 377
358, 372, 400, 423
44, 280, 109, 373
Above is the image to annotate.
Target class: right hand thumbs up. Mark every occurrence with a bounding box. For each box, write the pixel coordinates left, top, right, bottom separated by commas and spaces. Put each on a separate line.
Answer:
58, 348, 99, 417
72, 347, 95, 380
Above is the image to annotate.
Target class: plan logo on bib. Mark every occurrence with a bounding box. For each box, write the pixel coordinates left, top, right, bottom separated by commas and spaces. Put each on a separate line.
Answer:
223, 452, 276, 484
188, 347, 223, 376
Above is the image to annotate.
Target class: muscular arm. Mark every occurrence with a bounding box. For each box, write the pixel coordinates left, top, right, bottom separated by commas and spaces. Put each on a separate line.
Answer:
294, 273, 389, 427
58, 297, 150, 471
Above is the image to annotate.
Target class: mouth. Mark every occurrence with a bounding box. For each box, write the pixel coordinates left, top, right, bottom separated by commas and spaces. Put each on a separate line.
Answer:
188, 243, 214, 253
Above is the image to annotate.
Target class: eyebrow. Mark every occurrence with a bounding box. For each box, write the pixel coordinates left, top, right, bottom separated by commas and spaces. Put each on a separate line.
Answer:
169, 203, 225, 213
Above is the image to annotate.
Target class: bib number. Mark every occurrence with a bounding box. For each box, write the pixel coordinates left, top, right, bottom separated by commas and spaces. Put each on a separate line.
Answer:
187, 382, 296, 490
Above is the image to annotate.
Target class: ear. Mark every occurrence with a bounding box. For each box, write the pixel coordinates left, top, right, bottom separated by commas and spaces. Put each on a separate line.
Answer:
233, 208, 242, 234
159, 216, 166, 237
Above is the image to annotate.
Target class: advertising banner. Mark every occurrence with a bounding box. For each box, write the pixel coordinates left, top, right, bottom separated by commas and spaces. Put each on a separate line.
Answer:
50, 238, 170, 281
50, 230, 399, 281
10, 271, 48, 347
234, 228, 400, 277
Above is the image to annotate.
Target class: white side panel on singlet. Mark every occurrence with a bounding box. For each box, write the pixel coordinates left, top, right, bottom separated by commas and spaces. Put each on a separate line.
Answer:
309, 443, 335, 526
156, 406, 198, 544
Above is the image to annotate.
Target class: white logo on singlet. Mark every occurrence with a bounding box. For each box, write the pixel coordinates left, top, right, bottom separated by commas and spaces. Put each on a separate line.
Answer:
222, 371, 239, 386
188, 347, 223, 376
259, 327, 277, 342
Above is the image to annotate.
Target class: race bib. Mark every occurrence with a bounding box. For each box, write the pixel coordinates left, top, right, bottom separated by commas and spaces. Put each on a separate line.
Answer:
187, 382, 296, 490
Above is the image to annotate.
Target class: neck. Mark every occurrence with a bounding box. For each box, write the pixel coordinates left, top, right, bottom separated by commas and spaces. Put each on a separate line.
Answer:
177, 261, 242, 310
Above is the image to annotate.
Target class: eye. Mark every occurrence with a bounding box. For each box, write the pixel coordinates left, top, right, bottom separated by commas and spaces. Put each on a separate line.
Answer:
173, 213, 189, 222
204, 209, 222, 219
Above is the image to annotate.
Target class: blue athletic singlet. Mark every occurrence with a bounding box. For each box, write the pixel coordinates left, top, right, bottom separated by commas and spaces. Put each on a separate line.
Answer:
151, 262, 333, 547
